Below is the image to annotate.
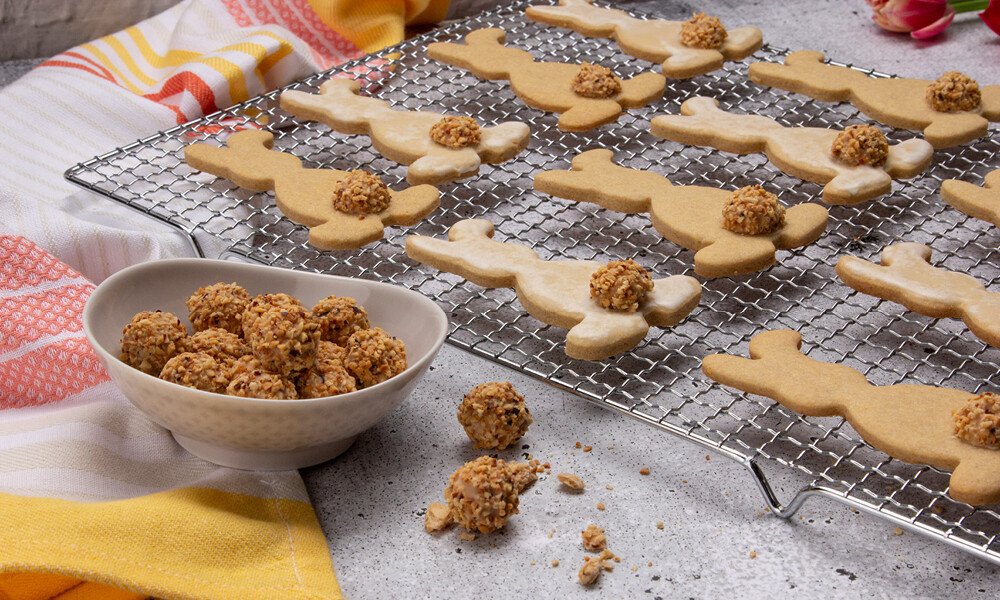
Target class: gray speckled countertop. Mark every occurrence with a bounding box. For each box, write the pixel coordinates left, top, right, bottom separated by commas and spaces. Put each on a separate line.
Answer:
301, 2, 1000, 599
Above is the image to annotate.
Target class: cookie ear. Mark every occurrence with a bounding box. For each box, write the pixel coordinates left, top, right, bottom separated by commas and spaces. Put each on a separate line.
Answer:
980, 85, 1000, 120
923, 114, 988, 149
693, 237, 776, 278
557, 100, 622, 131
428, 28, 529, 78
749, 51, 853, 101
184, 130, 296, 192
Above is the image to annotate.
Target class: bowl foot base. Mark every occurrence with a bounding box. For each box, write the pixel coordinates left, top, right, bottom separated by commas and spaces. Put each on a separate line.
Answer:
173, 434, 358, 470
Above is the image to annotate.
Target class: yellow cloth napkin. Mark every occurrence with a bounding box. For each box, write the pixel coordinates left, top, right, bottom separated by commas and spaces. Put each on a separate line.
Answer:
0, 1, 448, 598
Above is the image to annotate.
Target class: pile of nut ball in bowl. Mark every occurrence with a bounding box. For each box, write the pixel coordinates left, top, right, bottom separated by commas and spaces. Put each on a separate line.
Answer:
118, 282, 408, 399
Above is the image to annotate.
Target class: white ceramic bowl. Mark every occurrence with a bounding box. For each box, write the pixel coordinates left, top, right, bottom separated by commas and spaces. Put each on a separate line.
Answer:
83, 258, 448, 470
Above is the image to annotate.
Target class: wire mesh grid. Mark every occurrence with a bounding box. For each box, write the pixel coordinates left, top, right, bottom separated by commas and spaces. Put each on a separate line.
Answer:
66, 1, 1000, 565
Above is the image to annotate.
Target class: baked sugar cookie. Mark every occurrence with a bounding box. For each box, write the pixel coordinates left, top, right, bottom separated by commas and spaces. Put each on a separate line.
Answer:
650, 97, 934, 204
703, 329, 1000, 506
942, 170, 1000, 229
526, 0, 762, 79
185, 130, 439, 250
280, 79, 530, 185
427, 28, 665, 131
748, 51, 1000, 148
836, 243, 1000, 348
405, 219, 701, 360
534, 149, 828, 278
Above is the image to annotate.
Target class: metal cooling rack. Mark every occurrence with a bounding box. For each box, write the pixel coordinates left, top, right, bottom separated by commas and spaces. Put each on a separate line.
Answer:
66, 1, 1000, 567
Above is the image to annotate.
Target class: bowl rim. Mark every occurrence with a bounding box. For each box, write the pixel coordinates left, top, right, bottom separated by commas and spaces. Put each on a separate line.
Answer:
82, 257, 449, 407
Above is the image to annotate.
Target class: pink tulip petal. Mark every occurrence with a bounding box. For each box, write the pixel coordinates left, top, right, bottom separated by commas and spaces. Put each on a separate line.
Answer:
910, 7, 955, 38
980, 0, 1000, 37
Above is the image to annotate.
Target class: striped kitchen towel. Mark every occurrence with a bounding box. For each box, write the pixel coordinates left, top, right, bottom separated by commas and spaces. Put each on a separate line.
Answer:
0, 0, 461, 598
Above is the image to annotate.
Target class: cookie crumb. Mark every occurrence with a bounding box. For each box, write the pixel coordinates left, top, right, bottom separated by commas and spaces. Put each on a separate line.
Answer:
831, 124, 889, 167
647, 560, 653, 567
596, 502, 606, 511
457, 381, 533, 450
547, 528, 556, 539
557, 472, 585, 491
705, 454, 711, 461
458, 530, 477, 541
583, 445, 593, 453
639, 467, 650, 476
722, 184, 785, 236
581, 524, 607, 551
926, 71, 981, 113
509, 460, 540, 492
605, 484, 614, 491
578, 556, 603, 586
893, 527, 904, 536
631, 565, 639, 573
552, 559, 560, 568
590, 259, 654, 312
680, 12, 727, 49
578, 549, 616, 586
430, 115, 481, 148
953, 392, 1000, 448
656, 521, 664, 530
749, 550, 758, 559
572, 63, 622, 99
575, 441, 582, 448
424, 502, 452, 533
332, 169, 391, 215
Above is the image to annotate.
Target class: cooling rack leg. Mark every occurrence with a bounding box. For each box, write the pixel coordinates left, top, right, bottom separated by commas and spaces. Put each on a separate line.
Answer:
745, 458, 821, 519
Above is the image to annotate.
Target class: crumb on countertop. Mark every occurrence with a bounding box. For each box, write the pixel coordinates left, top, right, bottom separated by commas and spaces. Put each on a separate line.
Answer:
557, 472, 585, 492
581, 524, 607, 552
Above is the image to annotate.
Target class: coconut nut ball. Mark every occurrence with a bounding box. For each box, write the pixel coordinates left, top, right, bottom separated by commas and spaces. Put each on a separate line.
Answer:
722, 184, 786, 235
184, 327, 250, 362
159, 352, 228, 393
680, 12, 727, 49
226, 370, 298, 400
444, 456, 520, 533
589, 259, 654, 312
312, 295, 370, 346
831, 124, 889, 168
120, 310, 188, 376
244, 303, 321, 376
571, 63, 622, 99
185, 282, 250, 334
241, 293, 303, 339
297, 341, 357, 398
953, 392, 1000, 449
926, 71, 981, 113
430, 116, 482, 149
343, 327, 407, 388
332, 170, 391, 216
457, 381, 533, 450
